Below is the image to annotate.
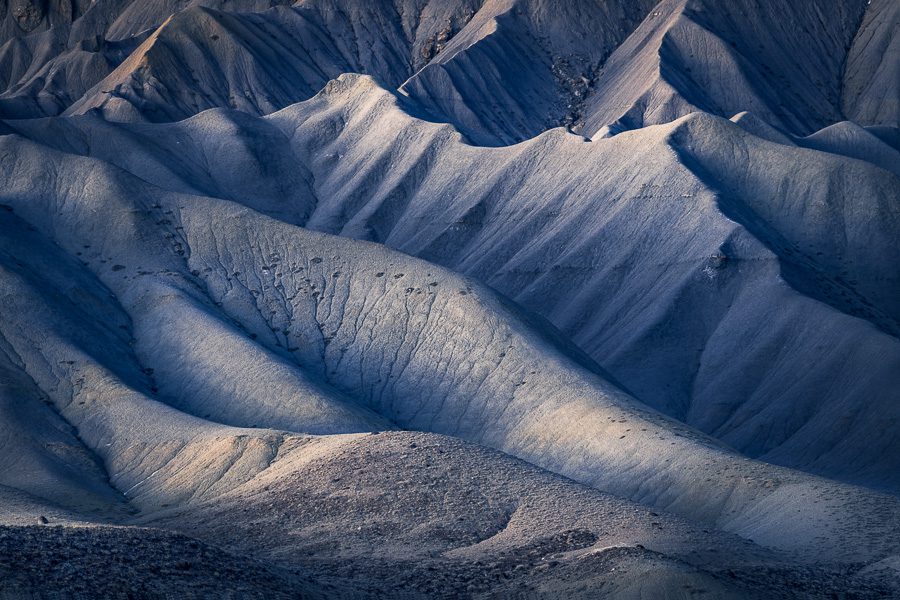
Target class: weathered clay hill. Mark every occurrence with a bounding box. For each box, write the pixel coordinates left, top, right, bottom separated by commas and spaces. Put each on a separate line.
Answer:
0, 0, 898, 597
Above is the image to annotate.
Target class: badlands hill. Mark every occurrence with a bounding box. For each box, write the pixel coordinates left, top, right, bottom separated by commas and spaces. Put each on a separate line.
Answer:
0, 0, 898, 597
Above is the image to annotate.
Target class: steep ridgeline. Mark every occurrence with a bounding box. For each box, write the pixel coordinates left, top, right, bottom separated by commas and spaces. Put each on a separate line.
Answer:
19, 0, 651, 139
0, 135, 392, 516
0, 1, 302, 119
55, 0, 650, 138
0, 0, 490, 120
9, 74, 900, 494
400, 0, 899, 142
397, 0, 659, 144
0, 2, 898, 596
579, 0, 892, 138
0, 132, 899, 570
841, 0, 900, 128
5, 207, 891, 599
63, 0, 491, 122
2, 0, 896, 141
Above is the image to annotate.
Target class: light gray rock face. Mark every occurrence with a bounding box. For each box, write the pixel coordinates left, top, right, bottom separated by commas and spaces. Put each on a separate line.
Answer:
2, 0, 489, 120
398, 0, 659, 144
141, 430, 900, 598
10, 74, 899, 494
579, 0, 877, 138
843, 0, 900, 128
0, 1, 898, 597
0, 128, 898, 563
0, 0, 299, 118
798, 120, 900, 178
3, 0, 895, 138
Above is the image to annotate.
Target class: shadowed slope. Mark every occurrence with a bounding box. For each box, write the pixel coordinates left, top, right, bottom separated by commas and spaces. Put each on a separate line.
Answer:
842, 0, 900, 127
580, 0, 885, 138
398, 0, 658, 144
6, 0, 894, 143
0, 133, 898, 568
143, 430, 900, 598
9, 74, 899, 493
0, 3, 897, 597
798, 120, 900, 177
62, 0, 487, 122
0, 0, 297, 118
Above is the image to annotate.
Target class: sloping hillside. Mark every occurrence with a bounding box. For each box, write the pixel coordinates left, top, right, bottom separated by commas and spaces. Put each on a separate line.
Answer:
0, 0, 898, 597
9, 74, 898, 493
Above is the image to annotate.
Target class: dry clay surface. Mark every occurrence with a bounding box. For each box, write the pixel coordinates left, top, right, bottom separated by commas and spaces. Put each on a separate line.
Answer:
0, 0, 896, 141
0, 132, 897, 595
0, 0, 898, 597
7, 74, 899, 492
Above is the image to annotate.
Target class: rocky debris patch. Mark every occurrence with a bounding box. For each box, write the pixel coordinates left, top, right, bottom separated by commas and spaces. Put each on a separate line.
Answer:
551, 55, 606, 132
140, 432, 900, 599
0, 525, 323, 599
